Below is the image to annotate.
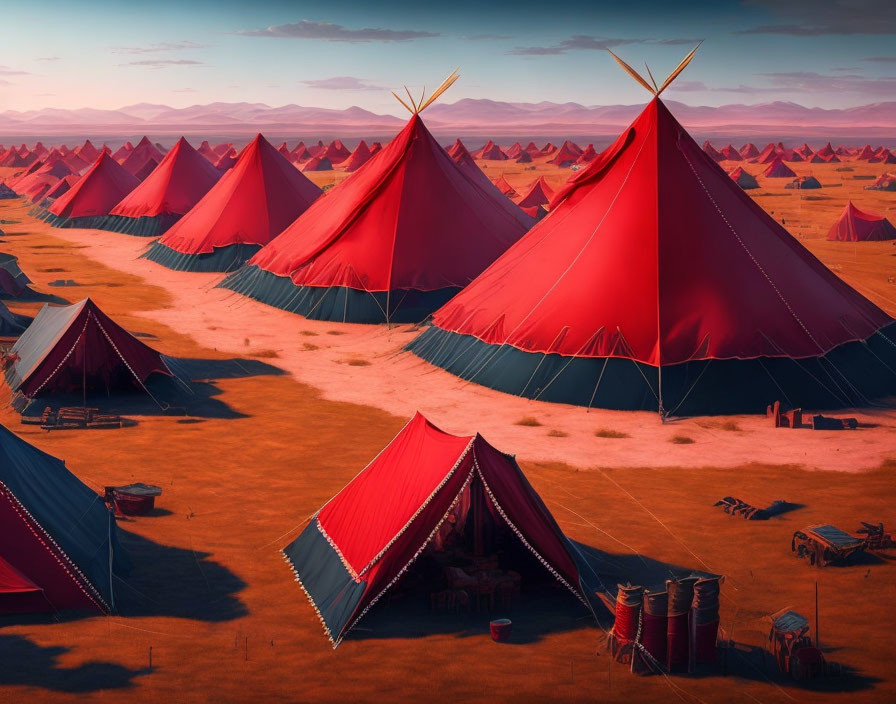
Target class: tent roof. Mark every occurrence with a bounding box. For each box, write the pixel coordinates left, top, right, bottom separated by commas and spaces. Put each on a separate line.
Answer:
48, 152, 139, 219
827, 201, 896, 242
156, 134, 322, 256
426, 97, 892, 366
120, 137, 164, 176
517, 176, 554, 208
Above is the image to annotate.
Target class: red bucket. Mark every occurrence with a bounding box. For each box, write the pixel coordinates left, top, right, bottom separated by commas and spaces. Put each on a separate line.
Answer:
114, 493, 155, 516
490, 619, 513, 642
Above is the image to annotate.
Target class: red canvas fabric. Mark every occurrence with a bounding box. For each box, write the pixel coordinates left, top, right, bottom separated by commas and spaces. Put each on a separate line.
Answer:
764, 158, 797, 178
48, 153, 139, 219
549, 141, 582, 166
720, 145, 742, 161
702, 141, 725, 162
739, 143, 759, 159
74, 140, 100, 162
0, 553, 41, 594
493, 176, 517, 197
197, 141, 217, 162
475, 140, 509, 160
120, 137, 163, 177
247, 114, 531, 293
429, 98, 892, 365
156, 134, 322, 255
575, 144, 597, 165
856, 145, 876, 160
323, 140, 351, 164
303, 156, 332, 172
44, 175, 80, 201
868, 149, 896, 164
728, 166, 758, 189
110, 137, 221, 218
111, 141, 134, 163
505, 142, 523, 158
343, 141, 372, 172
517, 176, 554, 208
827, 202, 896, 241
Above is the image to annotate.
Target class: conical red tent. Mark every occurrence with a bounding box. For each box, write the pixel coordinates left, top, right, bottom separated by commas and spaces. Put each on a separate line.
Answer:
540, 142, 557, 156
197, 140, 217, 162
755, 143, 780, 164
120, 137, 164, 177
323, 140, 351, 164
868, 149, 896, 164
75, 140, 100, 162
505, 141, 523, 158
62, 151, 90, 173
42, 152, 139, 228
282, 412, 606, 647
827, 202, 896, 242
214, 147, 238, 171
213, 142, 232, 157
290, 142, 307, 162
0, 423, 129, 615
445, 139, 465, 159
369, 141, 383, 155
5, 298, 173, 401
40, 174, 80, 203
810, 151, 840, 163
308, 140, 326, 157
720, 145, 742, 161
515, 149, 533, 163
475, 140, 509, 160
1, 149, 32, 168
276, 142, 291, 159
221, 110, 533, 323
816, 142, 835, 158
834, 145, 851, 156
763, 158, 797, 178
303, 155, 333, 172
575, 144, 598, 165
407, 82, 896, 413
144, 134, 322, 272
102, 137, 222, 236
111, 141, 134, 163
739, 143, 760, 159
517, 176, 554, 208
343, 140, 373, 172
549, 140, 582, 166
524, 141, 540, 154
6, 159, 44, 188
493, 175, 518, 197
702, 141, 725, 162
31, 142, 48, 158
856, 145, 876, 160
728, 166, 759, 190
783, 149, 805, 162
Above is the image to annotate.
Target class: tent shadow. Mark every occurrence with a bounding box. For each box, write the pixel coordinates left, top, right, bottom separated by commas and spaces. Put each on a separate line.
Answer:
113, 528, 248, 623
1, 288, 69, 305
0, 634, 150, 693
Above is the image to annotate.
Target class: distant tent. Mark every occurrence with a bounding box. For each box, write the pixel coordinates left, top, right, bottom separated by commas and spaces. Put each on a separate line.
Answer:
786, 175, 822, 190
111, 141, 134, 163
213, 142, 232, 157
702, 141, 725, 162
303, 156, 333, 172
856, 145, 876, 160
449, 143, 535, 224
5, 298, 172, 402
0, 301, 30, 336
41, 174, 80, 204
0, 253, 31, 297
728, 166, 759, 190
197, 141, 217, 162
74, 140, 100, 162
13, 161, 75, 201
308, 140, 325, 157
493, 176, 518, 197
505, 141, 523, 158
783, 149, 805, 162
827, 202, 896, 242
865, 172, 896, 191
31, 142, 48, 158
809, 152, 840, 164
214, 148, 238, 172
755, 143, 780, 164
40, 152, 140, 228
290, 142, 308, 163
277, 142, 291, 159
407, 51, 896, 414
102, 137, 222, 237
720, 145, 742, 161
0, 424, 129, 614
575, 144, 598, 165
221, 71, 533, 323
343, 140, 373, 172
475, 140, 509, 160
120, 137, 164, 177
369, 142, 383, 155
834, 145, 851, 156
282, 412, 604, 648
540, 142, 557, 156
763, 158, 797, 178
515, 150, 533, 164
144, 134, 322, 272
323, 140, 351, 164
815, 142, 836, 158
517, 176, 554, 209
1, 149, 32, 168
739, 143, 760, 159
62, 151, 90, 173
524, 141, 540, 154
868, 149, 896, 164
548, 141, 582, 166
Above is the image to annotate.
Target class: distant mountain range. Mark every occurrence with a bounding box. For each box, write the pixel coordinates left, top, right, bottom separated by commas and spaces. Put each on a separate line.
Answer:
1, 99, 894, 139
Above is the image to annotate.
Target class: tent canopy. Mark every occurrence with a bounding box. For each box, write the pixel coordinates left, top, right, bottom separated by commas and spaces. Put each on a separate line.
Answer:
827, 202, 896, 242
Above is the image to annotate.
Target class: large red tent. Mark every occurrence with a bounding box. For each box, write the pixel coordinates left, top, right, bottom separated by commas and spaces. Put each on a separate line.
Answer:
144, 134, 322, 272
407, 50, 896, 414
282, 412, 607, 647
827, 202, 896, 242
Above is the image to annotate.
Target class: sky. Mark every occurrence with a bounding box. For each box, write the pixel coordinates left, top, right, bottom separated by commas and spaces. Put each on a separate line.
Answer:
1, 0, 894, 114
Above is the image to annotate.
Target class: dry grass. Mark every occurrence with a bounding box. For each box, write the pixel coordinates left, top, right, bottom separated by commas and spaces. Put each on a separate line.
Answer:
697, 420, 742, 432
326, 330, 347, 336
670, 434, 696, 444
594, 428, 629, 439
515, 416, 542, 427
299, 330, 319, 337
251, 349, 279, 359
338, 357, 371, 366
546, 429, 568, 437
302, 343, 320, 351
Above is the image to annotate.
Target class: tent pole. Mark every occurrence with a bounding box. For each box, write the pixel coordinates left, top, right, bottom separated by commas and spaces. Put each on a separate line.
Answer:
658, 364, 665, 421
385, 289, 392, 330
82, 337, 87, 409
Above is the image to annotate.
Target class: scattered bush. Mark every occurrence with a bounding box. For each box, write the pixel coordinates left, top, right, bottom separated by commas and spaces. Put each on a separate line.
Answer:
595, 428, 629, 439
515, 416, 542, 427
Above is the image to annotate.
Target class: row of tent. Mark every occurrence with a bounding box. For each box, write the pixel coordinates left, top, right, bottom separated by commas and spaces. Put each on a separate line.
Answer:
703, 141, 896, 165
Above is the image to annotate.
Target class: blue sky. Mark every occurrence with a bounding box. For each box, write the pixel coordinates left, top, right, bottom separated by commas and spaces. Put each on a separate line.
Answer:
1, 0, 894, 113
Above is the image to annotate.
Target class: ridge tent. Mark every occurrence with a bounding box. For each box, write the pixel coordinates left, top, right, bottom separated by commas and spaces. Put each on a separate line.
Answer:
0, 423, 129, 614
282, 412, 607, 648
101, 137, 222, 237
143, 134, 322, 272
343, 140, 373, 172
516, 176, 554, 209
763, 158, 797, 178
4, 298, 173, 403
220, 71, 533, 323
827, 202, 896, 242
406, 49, 896, 415
0, 253, 32, 297
40, 152, 140, 228
728, 166, 759, 190
786, 175, 822, 189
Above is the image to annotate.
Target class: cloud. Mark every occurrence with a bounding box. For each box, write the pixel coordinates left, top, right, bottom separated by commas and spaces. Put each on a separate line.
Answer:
236, 19, 438, 43
301, 76, 383, 90
736, 0, 896, 35
668, 80, 766, 94
36, 56, 60, 62
123, 59, 203, 68
507, 35, 700, 56
112, 41, 207, 54
863, 56, 896, 63
758, 71, 896, 95
462, 34, 513, 41
0, 66, 31, 76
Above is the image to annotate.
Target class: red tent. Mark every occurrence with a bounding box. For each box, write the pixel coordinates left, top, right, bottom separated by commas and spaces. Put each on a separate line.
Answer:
475, 140, 509, 160
548, 140, 582, 166
144, 134, 322, 272
43, 152, 139, 227
281, 412, 605, 647
739, 143, 760, 159
369, 141, 383, 155
516, 176, 554, 208
276, 142, 291, 159
42, 174, 80, 203
809, 152, 840, 164
213, 142, 233, 157
197, 141, 217, 162
786, 175, 822, 190
515, 150, 533, 164
505, 141, 523, 158
493, 176, 518, 197
0, 149, 33, 168
524, 141, 540, 154
720, 145, 742, 161
221, 112, 533, 323
795, 143, 813, 158
343, 140, 373, 172
868, 149, 896, 164
290, 142, 308, 162
816, 142, 836, 158
4, 298, 172, 400
856, 145, 876, 160
755, 143, 780, 164
575, 144, 598, 165
865, 172, 896, 191
75, 140, 100, 162
307, 140, 325, 157
120, 137, 164, 177
702, 141, 725, 162
104, 137, 222, 236
449, 143, 535, 226
763, 158, 797, 178
407, 92, 896, 414
214, 147, 238, 172
111, 141, 134, 163
303, 155, 333, 172
827, 202, 896, 242
62, 151, 90, 173
783, 149, 805, 162
446, 139, 466, 160
728, 166, 759, 190
540, 142, 557, 156
30, 142, 48, 158
323, 140, 351, 164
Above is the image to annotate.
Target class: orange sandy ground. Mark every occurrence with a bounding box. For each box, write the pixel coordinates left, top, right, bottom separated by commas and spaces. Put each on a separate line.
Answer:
0, 157, 894, 704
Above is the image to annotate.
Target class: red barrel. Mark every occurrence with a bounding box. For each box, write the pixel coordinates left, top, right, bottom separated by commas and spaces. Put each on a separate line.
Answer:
490, 618, 512, 642
694, 619, 719, 663
641, 590, 668, 664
